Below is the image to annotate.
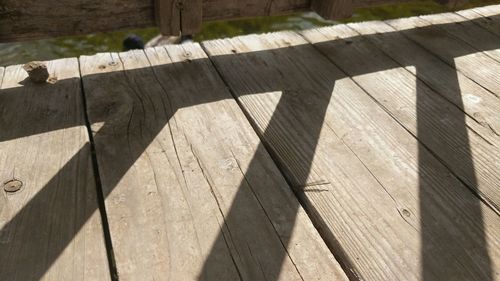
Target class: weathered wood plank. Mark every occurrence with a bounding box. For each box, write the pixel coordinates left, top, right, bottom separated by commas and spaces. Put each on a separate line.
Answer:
0, 0, 310, 41
471, 3, 500, 17
302, 24, 500, 212
419, 12, 500, 63
0, 59, 110, 280
156, 0, 201, 35
203, 31, 500, 281
311, 0, 353, 20
456, 7, 500, 38
385, 15, 500, 98
0, 0, 438, 41
181, 0, 203, 34
80, 45, 347, 280
346, 20, 500, 138
156, 0, 181, 35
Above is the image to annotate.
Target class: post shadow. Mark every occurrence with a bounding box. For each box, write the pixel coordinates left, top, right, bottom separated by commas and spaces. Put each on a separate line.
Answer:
311, 19, 498, 280
1, 14, 499, 281
415, 64, 493, 280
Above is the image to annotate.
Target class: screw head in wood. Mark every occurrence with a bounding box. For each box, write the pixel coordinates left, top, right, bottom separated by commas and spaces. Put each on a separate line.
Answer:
3, 179, 23, 193
401, 208, 411, 217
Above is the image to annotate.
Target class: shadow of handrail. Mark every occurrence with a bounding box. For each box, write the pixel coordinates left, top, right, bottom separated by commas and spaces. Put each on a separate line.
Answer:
1, 11, 499, 280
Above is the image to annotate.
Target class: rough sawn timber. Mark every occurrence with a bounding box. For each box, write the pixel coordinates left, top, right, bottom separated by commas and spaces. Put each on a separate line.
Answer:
202, 30, 500, 281
0, 59, 111, 280
302, 23, 500, 212
345, 19, 500, 137
1, 0, 415, 41
80, 45, 347, 280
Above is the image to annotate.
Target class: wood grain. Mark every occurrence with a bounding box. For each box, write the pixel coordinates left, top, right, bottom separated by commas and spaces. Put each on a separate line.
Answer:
385, 15, 500, 98
181, 0, 203, 34
156, 0, 201, 35
346, 20, 500, 140
203, 30, 500, 281
0, 0, 309, 41
419, 12, 500, 63
0, 0, 455, 41
456, 7, 500, 37
0, 59, 110, 280
156, 0, 181, 35
80, 45, 347, 280
302, 23, 500, 212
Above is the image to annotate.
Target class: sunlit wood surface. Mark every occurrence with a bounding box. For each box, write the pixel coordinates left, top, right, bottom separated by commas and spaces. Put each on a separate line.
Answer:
1, 5, 499, 281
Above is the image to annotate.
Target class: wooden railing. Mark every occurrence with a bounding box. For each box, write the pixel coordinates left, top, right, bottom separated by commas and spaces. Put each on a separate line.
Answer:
1, 0, 446, 42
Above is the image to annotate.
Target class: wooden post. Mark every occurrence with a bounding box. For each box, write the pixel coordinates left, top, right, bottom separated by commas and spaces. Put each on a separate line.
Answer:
311, 0, 353, 20
181, 0, 203, 35
156, 0, 181, 35
155, 0, 202, 35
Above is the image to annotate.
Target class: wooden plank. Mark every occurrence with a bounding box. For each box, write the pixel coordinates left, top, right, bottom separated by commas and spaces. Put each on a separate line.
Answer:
385, 15, 500, 98
0, 59, 110, 280
156, 0, 201, 35
202, 31, 500, 281
420, 12, 500, 63
302, 24, 500, 211
156, 0, 181, 35
1, 0, 428, 41
471, 3, 500, 17
456, 7, 500, 38
80, 46, 347, 280
311, 0, 353, 20
0, 0, 308, 41
346, 20, 500, 138
181, 0, 203, 34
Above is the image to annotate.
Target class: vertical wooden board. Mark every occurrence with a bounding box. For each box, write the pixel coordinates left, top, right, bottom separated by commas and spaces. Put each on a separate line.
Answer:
419, 12, 500, 63
202, 31, 500, 281
80, 46, 347, 281
301, 24, 500, 212
156, 0, 181, 35
346, 20, 500, 139
385, 16, 500, 97
311, 0, 353, 20
181, 0, 203, 34
0, 59, 110, 280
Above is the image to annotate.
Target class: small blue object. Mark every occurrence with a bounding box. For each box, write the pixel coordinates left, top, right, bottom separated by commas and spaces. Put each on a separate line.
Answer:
123, 34, 145, 51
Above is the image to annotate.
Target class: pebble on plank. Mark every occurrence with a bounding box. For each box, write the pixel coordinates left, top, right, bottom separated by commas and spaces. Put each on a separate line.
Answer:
23, 61, 50, 83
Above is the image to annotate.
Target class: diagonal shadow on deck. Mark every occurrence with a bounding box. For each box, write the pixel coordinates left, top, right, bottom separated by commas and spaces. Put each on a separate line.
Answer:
1, 12, 499, 281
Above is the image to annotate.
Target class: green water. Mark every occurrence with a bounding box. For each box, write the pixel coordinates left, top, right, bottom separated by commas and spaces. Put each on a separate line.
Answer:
0, 0, 497, 66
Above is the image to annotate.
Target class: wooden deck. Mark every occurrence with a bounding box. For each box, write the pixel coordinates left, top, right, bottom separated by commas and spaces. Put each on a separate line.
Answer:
1, 5, 499, 281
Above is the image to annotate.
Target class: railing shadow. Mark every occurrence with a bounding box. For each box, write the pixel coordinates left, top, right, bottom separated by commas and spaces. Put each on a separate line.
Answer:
1, 12, 499, 281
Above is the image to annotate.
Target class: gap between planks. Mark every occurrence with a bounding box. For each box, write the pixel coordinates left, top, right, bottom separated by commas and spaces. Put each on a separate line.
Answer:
202, 26, 499, 281
78, 45, 348, 280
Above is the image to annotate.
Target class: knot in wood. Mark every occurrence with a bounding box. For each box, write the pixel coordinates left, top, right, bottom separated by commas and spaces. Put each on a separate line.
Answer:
3, 179, 23, 193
